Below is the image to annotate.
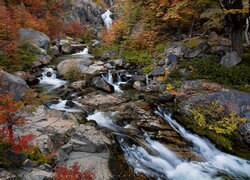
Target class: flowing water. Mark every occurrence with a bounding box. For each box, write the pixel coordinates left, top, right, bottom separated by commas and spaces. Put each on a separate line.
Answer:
73, 47, 89, 55
87, 109, 250, 180
101, 9, 113, 30
38, 65, 250, 180
102, 72, 128, 93
38, 67, 67, 90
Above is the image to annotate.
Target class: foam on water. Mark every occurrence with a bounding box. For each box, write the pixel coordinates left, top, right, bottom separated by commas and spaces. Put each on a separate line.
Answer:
38, 67, 67, 90
86, 109, 250, 180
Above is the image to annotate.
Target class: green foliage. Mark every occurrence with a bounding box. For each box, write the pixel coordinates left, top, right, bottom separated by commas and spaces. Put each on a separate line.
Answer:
120, 49, 152, 65
181, 56, 250, 91
169, 69, 183, 80
143, 65, 155, 74
0, 141, 12, 168
184, 38, 202, 49
16, 42, 41, 70
0, 42, 41, 72
26, 146, 52, 165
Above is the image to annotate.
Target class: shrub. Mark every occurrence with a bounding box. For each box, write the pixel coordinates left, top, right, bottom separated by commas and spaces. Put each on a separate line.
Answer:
64, 66, 86, 82
26, 146, 52, 164
181, 56, 250, 91
189, 100, 246, 135
0, 94, 33, 168
54, 163, 95, 180
120, 49, 152, 65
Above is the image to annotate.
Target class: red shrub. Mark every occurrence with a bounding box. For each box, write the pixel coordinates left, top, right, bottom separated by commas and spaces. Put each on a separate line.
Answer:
54, 163, 95, 180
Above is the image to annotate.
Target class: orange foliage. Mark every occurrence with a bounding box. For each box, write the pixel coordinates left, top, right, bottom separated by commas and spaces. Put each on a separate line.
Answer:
63, 21, 86, 38
127, 30, 157, 49
54, 163, 95, 180
101, 18, 128, 44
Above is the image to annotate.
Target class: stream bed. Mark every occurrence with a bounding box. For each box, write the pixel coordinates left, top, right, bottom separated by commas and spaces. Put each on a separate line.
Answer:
35, 52, 250, 180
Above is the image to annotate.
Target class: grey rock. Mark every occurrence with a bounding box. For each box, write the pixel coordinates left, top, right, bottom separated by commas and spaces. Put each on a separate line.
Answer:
17, 168, 53, 180
167, 53, 178, 65
101, 50, 119, 60
0, 169, 16, 180
14, 71, 39, 85
0, 70, 29, 100
50, 45, 60, 57
176, 80, 250, 147
19, 28, 50, 51
220, 51, 241, 68
80, 92, 126, 107
150, 67, 165, 77
165, 43, 187, 57
92, 77, 114, 93
184, 42, 210, 59
32, 135, 55, 154
35, 54, 52, 65
70, 80, 87, 90
23, 159, 39, 168
62, 0, 103, 32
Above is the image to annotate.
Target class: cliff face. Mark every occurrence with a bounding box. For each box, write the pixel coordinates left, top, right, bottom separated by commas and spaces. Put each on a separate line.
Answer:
62, 0, 104, 32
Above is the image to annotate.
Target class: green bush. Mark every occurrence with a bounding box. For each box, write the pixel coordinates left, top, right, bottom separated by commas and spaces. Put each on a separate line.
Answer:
0, 42, 41, 72
26, 146, 52, 165
121, 49, 152, 65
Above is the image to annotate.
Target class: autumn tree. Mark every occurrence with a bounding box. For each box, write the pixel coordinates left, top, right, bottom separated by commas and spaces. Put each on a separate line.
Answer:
0, 94, 33, 153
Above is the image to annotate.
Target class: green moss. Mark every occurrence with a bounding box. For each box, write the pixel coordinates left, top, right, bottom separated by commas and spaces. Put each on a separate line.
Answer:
180, 55, 250, 91
143, 65, 155, 74
120, 49, 152, 65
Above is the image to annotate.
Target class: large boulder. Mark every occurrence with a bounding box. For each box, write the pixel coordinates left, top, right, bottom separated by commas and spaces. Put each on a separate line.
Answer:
62, 0, 103, 32
220, 51, 241, 68
0, 70, 29, 100
184, 42, 210, 59
91, 77, 114, 93
176, 80, 250, 153
57, 59, 106, 79
56, 124, 112, 180
19, 28, 50, 51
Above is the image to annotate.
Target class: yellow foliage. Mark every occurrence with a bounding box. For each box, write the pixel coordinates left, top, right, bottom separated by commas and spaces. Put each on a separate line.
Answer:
190, 101, 247, 135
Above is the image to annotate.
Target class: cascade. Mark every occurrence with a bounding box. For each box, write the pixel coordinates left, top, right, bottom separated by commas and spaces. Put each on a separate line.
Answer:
38, 67, 67, 90
101, 9, 113, 30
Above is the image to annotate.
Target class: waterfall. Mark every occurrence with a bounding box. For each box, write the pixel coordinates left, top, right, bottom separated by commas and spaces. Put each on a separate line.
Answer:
86, 109, 250, 180
49, 99, 83, 112
38, 67, 67, 90
102, 72, 127, 93
74, 47, 89, 55
101, 9, 113, 30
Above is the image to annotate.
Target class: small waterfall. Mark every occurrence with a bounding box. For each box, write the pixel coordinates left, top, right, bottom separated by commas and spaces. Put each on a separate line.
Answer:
156, 108, 219, 160
86, 109, 250, 180
102, 72, 127, 93
49, 99, 83, 112
101, 9, 113, 30
38, 67, 67, 90
74, 47, 89, 55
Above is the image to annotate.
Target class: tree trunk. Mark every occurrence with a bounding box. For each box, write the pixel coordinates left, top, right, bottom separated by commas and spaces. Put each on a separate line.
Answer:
231, 28, 243, 58
176, 20, 182, 40
230, 14, 243, 59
